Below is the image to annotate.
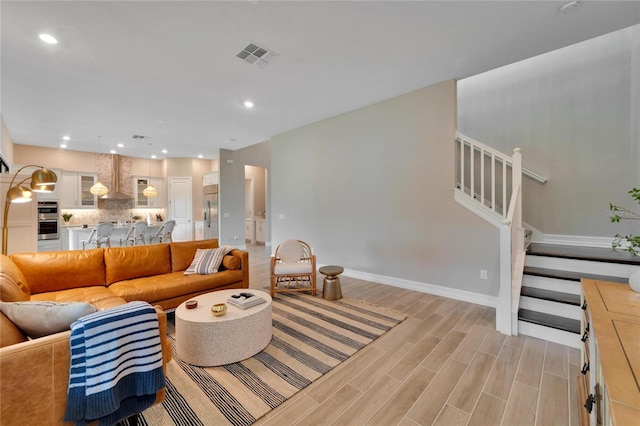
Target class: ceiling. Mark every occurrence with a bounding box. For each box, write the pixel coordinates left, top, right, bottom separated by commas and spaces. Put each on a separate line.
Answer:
1, 1, 639, 160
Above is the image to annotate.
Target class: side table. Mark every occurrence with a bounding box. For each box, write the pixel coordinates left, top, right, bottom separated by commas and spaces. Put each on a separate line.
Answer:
319, 265, 344, 300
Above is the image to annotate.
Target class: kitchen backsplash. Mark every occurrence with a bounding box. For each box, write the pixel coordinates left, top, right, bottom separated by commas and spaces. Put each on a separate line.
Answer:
61, 208, 165, 226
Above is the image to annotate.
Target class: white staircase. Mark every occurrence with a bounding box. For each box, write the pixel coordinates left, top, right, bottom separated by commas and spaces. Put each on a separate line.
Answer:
517, 243, 636, 348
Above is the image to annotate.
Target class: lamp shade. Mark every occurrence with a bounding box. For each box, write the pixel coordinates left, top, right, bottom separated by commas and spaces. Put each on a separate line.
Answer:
7, 185, 33, 203
30, 181, 55, 193
143, 184, 158, 197
31, 168, 57, 186
90, 181, 109, 196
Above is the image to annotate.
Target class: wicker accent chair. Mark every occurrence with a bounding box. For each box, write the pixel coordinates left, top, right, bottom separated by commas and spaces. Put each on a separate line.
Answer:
270, 240, 316, 297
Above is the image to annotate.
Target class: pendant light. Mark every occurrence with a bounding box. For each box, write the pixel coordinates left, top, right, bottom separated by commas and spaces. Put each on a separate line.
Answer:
143, 142, 158, 197
90, 136, 109, 196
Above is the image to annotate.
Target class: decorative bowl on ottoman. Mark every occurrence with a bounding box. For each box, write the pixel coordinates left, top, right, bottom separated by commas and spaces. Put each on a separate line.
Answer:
211, 303, 227, 316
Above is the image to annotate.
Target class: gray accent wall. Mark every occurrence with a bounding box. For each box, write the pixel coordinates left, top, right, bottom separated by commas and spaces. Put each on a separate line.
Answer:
271, 80, 501, 297
458, 25, 640, 238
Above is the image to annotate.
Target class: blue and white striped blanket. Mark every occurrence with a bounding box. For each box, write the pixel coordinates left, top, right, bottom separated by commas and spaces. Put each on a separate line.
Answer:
64, 301, 166, 425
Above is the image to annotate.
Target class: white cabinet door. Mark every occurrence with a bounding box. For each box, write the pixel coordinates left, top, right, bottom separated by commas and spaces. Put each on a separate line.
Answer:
61, 172, 97, 208
133, 176, 164, 208
255, 220, 265, 243
203, 171, 218, 186
194, 221, 204, 240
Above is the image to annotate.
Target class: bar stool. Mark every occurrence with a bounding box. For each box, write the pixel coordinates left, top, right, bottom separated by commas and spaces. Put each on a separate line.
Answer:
81, 223, 113, 250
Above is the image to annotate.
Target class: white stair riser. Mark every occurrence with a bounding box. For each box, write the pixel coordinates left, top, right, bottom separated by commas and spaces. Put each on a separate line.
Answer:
522, 275, 581, 295
525, 255, 636, 278
518, 321, 581, 349
520, 296, 581, 320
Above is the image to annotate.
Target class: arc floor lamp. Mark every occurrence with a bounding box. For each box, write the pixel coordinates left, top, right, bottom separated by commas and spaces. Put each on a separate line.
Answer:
2, 165, 57, 255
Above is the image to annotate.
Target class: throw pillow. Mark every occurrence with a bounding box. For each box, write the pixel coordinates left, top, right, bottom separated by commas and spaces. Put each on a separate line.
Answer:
184, 246, 234, 275
0, 301, 97, 339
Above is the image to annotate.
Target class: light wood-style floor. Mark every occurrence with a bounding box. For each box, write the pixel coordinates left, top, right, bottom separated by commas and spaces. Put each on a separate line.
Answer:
245, 244, 580, 426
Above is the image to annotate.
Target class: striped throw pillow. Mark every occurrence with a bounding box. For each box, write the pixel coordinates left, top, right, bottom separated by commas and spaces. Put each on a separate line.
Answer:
184, 247, 234, 275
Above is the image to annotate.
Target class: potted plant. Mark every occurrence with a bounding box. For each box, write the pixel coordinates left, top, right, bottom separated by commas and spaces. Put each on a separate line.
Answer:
132, 215, 142, 222
609, 188, 640, 255
61, 213, 73, 224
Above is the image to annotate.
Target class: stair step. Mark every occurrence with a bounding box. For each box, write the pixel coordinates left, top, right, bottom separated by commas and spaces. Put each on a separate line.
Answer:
522, 274, 581, 295
528, 243, 640, 266
517, 320, 581, 349
520, 296, 581, 320
518, 309, 581, 334
523, 266, 629, 284
521, 286, 580, 306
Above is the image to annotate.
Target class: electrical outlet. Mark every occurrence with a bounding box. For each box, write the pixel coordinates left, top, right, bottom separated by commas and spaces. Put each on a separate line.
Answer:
480, 270, 488, 280
234, 236, 238, 240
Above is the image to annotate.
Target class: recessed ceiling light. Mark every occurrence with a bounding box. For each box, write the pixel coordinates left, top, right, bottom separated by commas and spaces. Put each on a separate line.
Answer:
244, 100, 254, 108
60, 144, 67, 149
198, 154, 204, 159
161, 149, 168, 154
39, 34, 58, 44
62, 135, 70, 141
117, 143, 124, 148
151, 155, 157, 159
110, 149, 117, 154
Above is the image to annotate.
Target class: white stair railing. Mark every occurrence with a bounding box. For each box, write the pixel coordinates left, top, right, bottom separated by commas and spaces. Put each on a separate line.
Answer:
454, 132, 525, 335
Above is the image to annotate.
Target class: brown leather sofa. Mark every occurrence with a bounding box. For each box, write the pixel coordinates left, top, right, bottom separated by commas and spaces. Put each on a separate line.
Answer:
0, 238, 249, 425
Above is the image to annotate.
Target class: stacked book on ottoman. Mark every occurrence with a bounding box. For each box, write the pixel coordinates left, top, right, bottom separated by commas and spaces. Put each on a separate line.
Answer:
227, 292, 266, 309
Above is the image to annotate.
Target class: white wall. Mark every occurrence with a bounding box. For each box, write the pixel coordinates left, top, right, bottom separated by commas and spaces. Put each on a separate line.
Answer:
458, 25, 640, 238
271, 80, 500, 297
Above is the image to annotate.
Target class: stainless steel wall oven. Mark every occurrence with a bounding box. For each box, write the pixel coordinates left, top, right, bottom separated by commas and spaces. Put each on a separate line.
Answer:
37, 201, 59, 240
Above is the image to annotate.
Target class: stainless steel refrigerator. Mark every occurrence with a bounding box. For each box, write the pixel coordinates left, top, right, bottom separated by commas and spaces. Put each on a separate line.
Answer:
203, 184, 218, 240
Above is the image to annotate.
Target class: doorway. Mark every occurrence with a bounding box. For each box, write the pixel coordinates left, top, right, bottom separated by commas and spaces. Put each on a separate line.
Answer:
168, 177, 193, 241
244, 165, 267, 245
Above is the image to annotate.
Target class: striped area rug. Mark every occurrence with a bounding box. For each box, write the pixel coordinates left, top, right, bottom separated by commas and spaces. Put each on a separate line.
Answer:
133, 293, 406, 426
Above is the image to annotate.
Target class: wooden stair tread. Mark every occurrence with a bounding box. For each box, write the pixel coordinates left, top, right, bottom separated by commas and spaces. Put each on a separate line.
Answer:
523, 266, 629, 284
520, 286, 580, 306
527, 243, 640, 266
518, 309, 581, 334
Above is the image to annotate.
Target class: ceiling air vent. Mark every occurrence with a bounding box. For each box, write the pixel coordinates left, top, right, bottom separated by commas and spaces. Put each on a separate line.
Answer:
236, 42, 278, 68
132, 134, 150, 140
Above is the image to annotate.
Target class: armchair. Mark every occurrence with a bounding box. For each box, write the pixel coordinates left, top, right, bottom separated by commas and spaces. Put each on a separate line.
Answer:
270, 239, 316, 297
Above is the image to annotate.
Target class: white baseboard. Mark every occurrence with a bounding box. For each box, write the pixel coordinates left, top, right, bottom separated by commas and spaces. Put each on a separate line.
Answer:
330, 265, 498, 308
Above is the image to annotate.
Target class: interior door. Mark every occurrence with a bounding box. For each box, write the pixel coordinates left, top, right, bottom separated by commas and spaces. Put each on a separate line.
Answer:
168, 177, 192, 241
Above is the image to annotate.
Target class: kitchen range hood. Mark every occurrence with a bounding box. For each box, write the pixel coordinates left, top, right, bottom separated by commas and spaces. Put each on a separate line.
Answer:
101, 154, 133, 200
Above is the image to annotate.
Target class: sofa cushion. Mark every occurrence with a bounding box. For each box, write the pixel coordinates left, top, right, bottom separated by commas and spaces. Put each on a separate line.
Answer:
169, 239, 219, 272
9, 249, 106, 294
104, 244, 171, 285
0, 255, 30, 302
0, 311, 28, 347
0, 301, 97, 339
30, 286, 128, 311
221, 255, 240, 271
184, 247, 234, 275
108, 270, 244, 304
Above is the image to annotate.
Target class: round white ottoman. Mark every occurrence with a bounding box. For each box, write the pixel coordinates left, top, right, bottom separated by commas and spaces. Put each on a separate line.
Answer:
175, 289, 272, 366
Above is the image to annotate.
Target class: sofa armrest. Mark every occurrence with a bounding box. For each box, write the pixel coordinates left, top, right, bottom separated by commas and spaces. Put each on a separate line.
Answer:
230, 249, 250, 289
0, 307, 171, 425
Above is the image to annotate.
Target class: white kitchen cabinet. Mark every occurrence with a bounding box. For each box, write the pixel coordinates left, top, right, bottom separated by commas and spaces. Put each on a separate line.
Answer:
255, 219, 265, 244
203, 172, 218, 186
37, 239, 61, 252
133, 176, 164, 208
245, 219, 254, 242
61, 171, 97, 208
60, 226, 70, 250
194, 221, 204, 240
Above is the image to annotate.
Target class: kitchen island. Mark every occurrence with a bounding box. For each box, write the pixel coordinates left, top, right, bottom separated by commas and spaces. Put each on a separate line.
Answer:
67, 223, 163, 250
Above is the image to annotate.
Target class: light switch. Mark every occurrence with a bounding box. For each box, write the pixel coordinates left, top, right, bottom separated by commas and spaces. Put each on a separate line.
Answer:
278, 213, 285, 219
223, 212, 230, 218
